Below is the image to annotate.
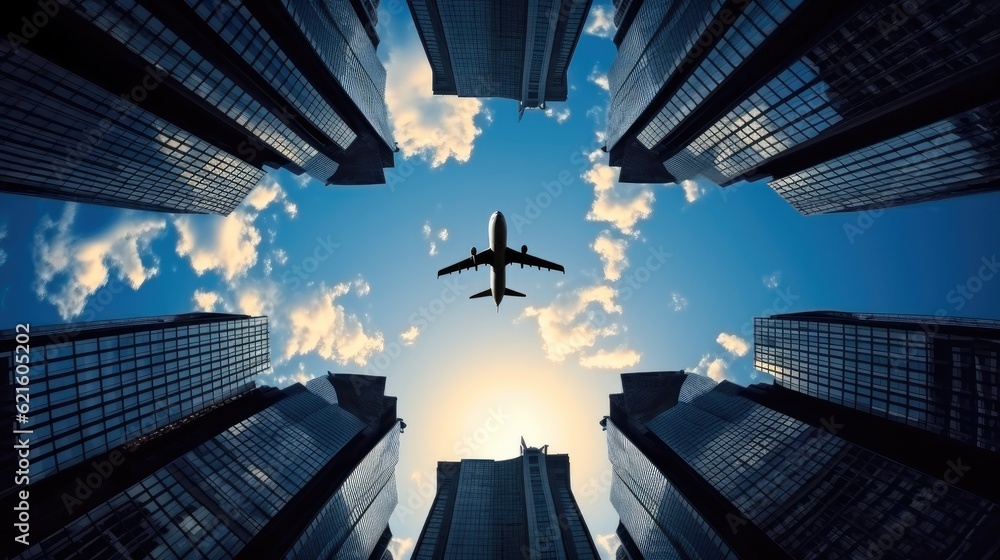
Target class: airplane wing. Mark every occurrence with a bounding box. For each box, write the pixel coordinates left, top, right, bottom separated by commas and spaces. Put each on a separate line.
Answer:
437, 248, 494, 277
505, 247, 565, 273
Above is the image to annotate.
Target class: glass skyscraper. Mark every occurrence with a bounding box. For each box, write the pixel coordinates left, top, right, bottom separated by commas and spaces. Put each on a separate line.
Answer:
0, 0, 396, 215
8, 372, 403, 559
602, 371, 1000, 559
406, 0, 593, 118
605, 0, 1000, 213
0, 313, 268, 489
754, 311, 1000, 452
412, 439, 599, 559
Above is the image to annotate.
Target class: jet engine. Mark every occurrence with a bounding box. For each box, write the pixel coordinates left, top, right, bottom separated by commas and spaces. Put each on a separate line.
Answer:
521, 245, 527, 268
471, 247, 478, 271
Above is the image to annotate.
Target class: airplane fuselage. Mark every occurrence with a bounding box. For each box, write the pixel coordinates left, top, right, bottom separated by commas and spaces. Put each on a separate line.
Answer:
488, 211, 507, 306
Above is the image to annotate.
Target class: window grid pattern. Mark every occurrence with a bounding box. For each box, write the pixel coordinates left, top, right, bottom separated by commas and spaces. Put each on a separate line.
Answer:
437, 0, 527, 100
412, 464, 459, 560
662, 0, 999, 189
288, 424, 401, 559
0, 314, 266, 487
444, 460, 499, 558
521, 0, 559, 108
754, 315, 1000, 451
606, 420, 736, 560
664, 59, 835, 182
185, 0, 357, 151
70, 0, 320, 167
18, 384, 369, 559
0, 50, 263, 215
280, 0, 395, 147
608, 0, 725, 149
636, 0, 804, 151
768, 101, 1000, 214
642, 378, 1000, 558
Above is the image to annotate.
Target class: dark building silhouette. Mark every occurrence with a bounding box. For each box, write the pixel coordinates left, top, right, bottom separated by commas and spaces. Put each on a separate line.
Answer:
0, 313, 269, 491
412, 439, 599, 559
0, 0, 396, 215
605, 0, 1000, 213
755, 311, 1000, 452
602, 371, 1000, 559
4, 333, 403, 560
406, 0, 593, 118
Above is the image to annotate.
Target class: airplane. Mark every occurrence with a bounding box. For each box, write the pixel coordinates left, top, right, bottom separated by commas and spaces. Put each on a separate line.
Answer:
437, 211, 564, 311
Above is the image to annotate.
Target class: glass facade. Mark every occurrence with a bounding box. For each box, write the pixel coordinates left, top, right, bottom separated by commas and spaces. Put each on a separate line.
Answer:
0, 0, 396, 214
755, 312, 1000, 452
607, 419, 736, 560
606, 0, 1000, 213
0, 313, 267, 488
406, 0, 591, 112
14, 376, 402, 559
412, 443, 599, 559
0, 48, 266, 215
607, 371, 1000, 559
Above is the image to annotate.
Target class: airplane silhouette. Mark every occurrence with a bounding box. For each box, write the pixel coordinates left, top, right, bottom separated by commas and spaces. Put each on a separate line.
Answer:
437, 211, 564, 311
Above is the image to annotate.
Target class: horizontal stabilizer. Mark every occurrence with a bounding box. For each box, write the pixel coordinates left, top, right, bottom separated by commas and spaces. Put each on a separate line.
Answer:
504, 288, 526, 297
469, 288, 492, 299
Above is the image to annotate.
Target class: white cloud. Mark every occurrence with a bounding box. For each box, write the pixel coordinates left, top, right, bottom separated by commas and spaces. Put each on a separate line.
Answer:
400, 325, 420, 346
437, 228, 449, 241
267, 228, 277, 244
583, 158, 655, 237
588, 67, 610, 92
580, 347, 641, 369
385, 36, 484, 167
695, 354, 730, 383
763, 271, 781, 289
388, 537, 415, 559
595, 533, 622, 557
235, 282, 280, 317
243, 179, 297, 218
591, 231, 628, 281
262, 257, 273, 276
33, 204, 167, 320
584, 5, 616, 38
192, 289, 221, 312
544, 107, 571, 124
273, 248, 289, 265
422, 222, 432, 238
681, 179, 703, 203
283, 282, 385, 366
354, 278, 371, 297
716, 332, 750, 357
670, 291, 688, 311
0, 224, 7, 268
429, 241, 438, 256
174, 210, 262, 283
586, 105, 603, 124
520, 284, 623, 363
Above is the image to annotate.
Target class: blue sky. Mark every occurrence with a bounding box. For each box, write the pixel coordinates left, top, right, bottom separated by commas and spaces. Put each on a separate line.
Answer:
2, 2, 1000, 558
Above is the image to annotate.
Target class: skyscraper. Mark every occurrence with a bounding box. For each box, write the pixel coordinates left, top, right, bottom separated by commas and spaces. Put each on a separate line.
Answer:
412, 439, 599, 559
406, 0, 593, 118
7, 372, 403, 559
602, 371, 1000, 559
0, 0, 396, 215
605, 0, 1000, 213
0, 312, 269, 490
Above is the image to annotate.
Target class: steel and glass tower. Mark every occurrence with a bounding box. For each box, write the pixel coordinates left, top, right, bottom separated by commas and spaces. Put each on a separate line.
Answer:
406, 0, 593, 118
0, 313, 269, 489
7, 371, 403, 559
412, 439, 599, 559
754, 311, 1000, 452
602, 371, 1000, 559
0, 0, 396, 214
605, 0, 1000, 213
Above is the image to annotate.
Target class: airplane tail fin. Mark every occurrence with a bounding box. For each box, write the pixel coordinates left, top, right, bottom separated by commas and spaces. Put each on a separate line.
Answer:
469, 288, 492, 299
504, 288, 526, 297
